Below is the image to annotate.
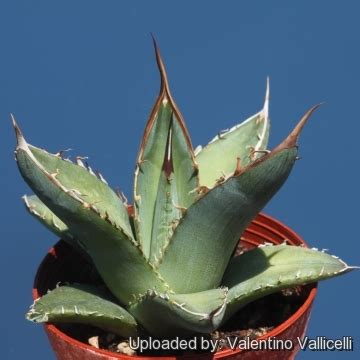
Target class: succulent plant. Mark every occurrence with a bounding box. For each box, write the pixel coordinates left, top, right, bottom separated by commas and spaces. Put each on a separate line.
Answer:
13, 40, 355, 340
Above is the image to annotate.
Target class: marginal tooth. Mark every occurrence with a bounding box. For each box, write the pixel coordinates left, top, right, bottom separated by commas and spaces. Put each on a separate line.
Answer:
50, 169, 60, 178
85, 161, 97, 177
208, 135, 220, 145
99, 173, 108, 184
215, 176, 226, 185
55, 148, 72, 158
76, 156, 88, 168
22, 195, 31, 208
91, 205, 100, 213
115, 188, 128, 205
194, 145, 202, 156
136, 159, 149, 174
82, 202, 91, 209
172, 201, 187, 216
190, 185, 210, 197
76, 159, 85, 167
137, 159, 148, 166
120, 191, 128, 205
248, 146, 255, 160
234, 157, 242, 176
171, 219, 179, 231
87, 166, 96, 177
115, 188, 122, 199
25, 199, 45, 218
52, 216, 62, 231
71, 188, 86, 197
95, 170, 108, 185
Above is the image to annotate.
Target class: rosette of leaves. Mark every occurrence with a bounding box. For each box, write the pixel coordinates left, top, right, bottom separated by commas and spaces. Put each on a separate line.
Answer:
14, 39, 355, 339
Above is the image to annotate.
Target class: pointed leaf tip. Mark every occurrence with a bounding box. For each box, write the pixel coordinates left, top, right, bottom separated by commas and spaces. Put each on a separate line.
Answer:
151, 35, 170, 95
274, 103, 322, 152
11, 114, 28, 150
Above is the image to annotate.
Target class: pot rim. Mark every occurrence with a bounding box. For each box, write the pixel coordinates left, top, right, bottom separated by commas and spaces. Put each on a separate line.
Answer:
32, 212, 318, 359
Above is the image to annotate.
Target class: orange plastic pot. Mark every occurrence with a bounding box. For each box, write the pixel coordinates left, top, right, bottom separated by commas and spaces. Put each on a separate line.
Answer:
33, 213, 317, 360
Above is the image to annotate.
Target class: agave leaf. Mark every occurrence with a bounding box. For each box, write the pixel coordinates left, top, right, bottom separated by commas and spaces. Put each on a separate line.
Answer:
150, 165, 181, 266
27, 284, 138, 337
222, 244, 356, 323
23, 194, 88, 256
134, 39, 198, 261
27, 145, 133, 239
159, 149, 296, 293
128, 288, 227, 338
158, 106, 321, 294
23, 194, 73, 240
13, 120, 170, 304
195, 79, 270, 188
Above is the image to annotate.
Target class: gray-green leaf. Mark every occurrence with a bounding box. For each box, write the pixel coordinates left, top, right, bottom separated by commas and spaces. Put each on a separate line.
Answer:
128, 288, 227, 338
159, 148, 297, 294
222, 244, 355, 322
27, 284, 138, 337
23, 194, 88, 258
196, 80, 270, 188
14, 124, 170, 304
134, 45, 198, 262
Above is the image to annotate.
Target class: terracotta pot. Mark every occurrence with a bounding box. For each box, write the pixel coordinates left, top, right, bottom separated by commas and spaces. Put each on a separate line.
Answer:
33, 213, 317, 360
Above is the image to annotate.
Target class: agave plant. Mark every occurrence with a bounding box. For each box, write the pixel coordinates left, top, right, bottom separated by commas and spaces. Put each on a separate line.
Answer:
13, 40, 355, 340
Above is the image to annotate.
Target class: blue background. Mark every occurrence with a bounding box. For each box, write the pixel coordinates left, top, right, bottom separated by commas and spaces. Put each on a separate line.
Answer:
1, 1, 358, 359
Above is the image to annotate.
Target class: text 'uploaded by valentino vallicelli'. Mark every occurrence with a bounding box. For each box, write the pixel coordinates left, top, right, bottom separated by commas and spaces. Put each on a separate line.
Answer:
128, 336, 354, 353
